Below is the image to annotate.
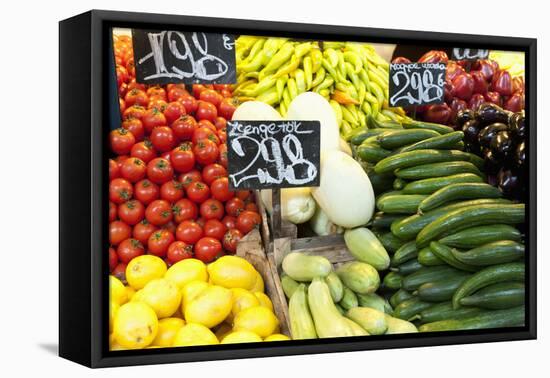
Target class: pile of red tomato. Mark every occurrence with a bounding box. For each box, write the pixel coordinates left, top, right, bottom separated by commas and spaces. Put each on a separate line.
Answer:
109, 34, 261, 282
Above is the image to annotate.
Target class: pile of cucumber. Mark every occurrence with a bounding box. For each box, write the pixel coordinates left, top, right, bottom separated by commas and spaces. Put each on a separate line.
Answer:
350, 120, 526, 332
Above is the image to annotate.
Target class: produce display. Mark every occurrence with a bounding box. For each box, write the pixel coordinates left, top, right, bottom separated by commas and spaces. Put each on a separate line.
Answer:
107, 30, 528, 351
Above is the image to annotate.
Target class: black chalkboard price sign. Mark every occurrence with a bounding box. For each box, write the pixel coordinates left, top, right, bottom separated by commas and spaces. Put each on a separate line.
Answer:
131, 29, 236, 85
452, 48, 490, 61
389, 62, 446, 107
226, 120, 321, 190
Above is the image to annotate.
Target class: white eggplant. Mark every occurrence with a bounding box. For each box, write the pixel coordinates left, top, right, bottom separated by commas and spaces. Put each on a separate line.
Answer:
231, 101, 282, 121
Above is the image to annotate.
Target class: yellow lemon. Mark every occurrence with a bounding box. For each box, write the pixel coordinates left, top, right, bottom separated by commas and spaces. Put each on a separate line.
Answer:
254, 292, 273, 311
152, 317, 185, 347
214, 322, 233, 341
264, 334, 290, 342
109, 301, 120, 334
207, 256, 258, 290
230, 288, 260, 319
181, 280, 209, 309
126, 286, 136, 301
221, 330, 262, 344
233, 306, 279, 338
113, 302, 158, 349
110, 340, 127, 351
126, 255, 167, 290
184, 285, 233, 328
172, 323, 219, 347
110, 276, 128, 305
250, 271, 264, 293
165, 258, 208, 289
140, 278, 181, 318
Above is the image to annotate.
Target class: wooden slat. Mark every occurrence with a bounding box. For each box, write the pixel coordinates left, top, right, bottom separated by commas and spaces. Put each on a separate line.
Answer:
291, 234, 345, 251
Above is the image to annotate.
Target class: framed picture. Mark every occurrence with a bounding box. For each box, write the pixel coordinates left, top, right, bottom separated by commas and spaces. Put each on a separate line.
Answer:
59, 9, 536, 368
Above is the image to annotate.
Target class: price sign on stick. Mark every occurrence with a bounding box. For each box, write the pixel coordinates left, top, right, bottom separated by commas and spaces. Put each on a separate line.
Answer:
452, 48, 489, 61
226, 120, 321, 190
132, 29, 236, 85
389, 62, 446, 107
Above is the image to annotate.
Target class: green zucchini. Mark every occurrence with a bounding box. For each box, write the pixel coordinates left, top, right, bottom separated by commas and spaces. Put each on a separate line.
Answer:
401, 120, 455, 134
395, 161, 484, 180
392, 259, 423, 275
378, 231, 405, 253
402, 265, 463, 291
370, 212, 407, 229
415, 273, 472, 302
416, 301, 487, 324
377, 129, 440, 149
451, 240, 525, 266
357, 143, 392, 163
393, 298, 434, 321
439, 224, 522, 249
418, 183, 503, 213
452, 262, 525, 309
399, 131, 464, 153
429, 241, 479, 272
389, 289, 413, 308
417, 247, 445, 266
419, 305, 525, 332
374, 149, 484, 174
350, 128, 396, 145
416, 204, 525, 248
383, 271, 403, 290
402, 173, 484, 195
391, 241, 418, 267
376, 194, 427, 214
459, 282, 525, 309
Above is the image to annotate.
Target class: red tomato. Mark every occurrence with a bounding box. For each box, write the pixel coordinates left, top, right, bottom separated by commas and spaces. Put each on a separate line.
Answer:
199, 89, 223, 107
160, 180, 184, 202
221, 215, 237, 230
176, 220, 204, 244
117, 238, 145, 263
195, 217, 206, 228
192, 84, 208, 99
223, 228, 243, 253
142, 108, 167, 134
167, 241, 193, 264
120, 157, 147, 183
236, 190, 252, 201
109, 178, 133, 204
145, 199, 173, 226
121, 118, 144, 141
179, 170, 202, 189
213, 116, 227, 130
179, 95, 198, 114
173, 198, 198, 223
217, 128, 227, 144
109, 159, 120, 181
119, 98, 127, 115
150, 126, 176, 152
204, 219, 227, 240
148, 97, 168, 112
218, 97, 239, 120
210, 177, 234, 202
130, 140, 156, 163
124, 89, 148, 107
109, 247, 118, 271
147, 86, 167, 100
167, 86, 188, 102
114, 155, 129, 169
197, 119, 217, 132
109, 220, 131, 246
134, 179, 160, 205
220, 89, 232, 98
109, 201, 117, 222
186, 181, 210, 203
200, 199, 224, 220
171, 115, 197, 141
133, 219, 158, 245
146, 158, 174, 184
160, 150, 171, 162
196, 101, 218, 122
225, 197, 245, 217
202, 164, 227, 185
218, 143, 228, 168
110, 128, 135, 155
161, 220, 177, 235
213, 84, 232, 92
123, 105, 146, 121
126, 79, 146, 92
163, 101, 186, 125
118, 200, 145, 225
112, 263, 127, 283
236, 211, 261, 234
126, 58, 135, 78
193, 139, 219, 166
245, 202, 259, 212
166, 83, 186, 92
148, 229, 174, 257
170, 144, 195, 173
194, 237, 222, 263
192, 126, 219, 145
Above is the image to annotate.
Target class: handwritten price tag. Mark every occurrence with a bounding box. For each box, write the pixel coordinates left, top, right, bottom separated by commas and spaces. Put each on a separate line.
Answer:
226, 120, 321, 190
389, 62, 446, 107
131, 29, 236, 85
452, 48, 489, 61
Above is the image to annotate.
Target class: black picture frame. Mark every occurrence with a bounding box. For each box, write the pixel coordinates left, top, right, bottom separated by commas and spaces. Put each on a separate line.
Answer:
59, 9, 537, 368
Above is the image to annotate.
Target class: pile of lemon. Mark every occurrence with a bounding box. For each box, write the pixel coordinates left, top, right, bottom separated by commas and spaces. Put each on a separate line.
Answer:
109, 255, 290, 350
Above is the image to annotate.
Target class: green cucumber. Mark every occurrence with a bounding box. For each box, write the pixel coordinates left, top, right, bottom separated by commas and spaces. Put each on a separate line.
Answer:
429, 241, 479, 272
340, 287, 359, 310
459, 282, 525, 309
392, 259, 423, 275
419, 305, 525, 332
452, 262, 525, 309
416, 301, 487, 324
393, 297, 434, 321
376, 194, 427, 214
416, 204, 525, 248
401, 120, 454, 134
391, 198, 511, 241
374, 149, 484, 174
415, 274, 472, 302
417, 246, 445, 266
383, 271, 403, 290
389, 289, 413, 308
393, 177, 407, 190
402, 173, 484, 195
395, 161, 485, 180
399, 131, 464, 153
418, 183, 503, 213
377, 129, 440, 149
370, 212, 407, 229
439, 224, 522, 249
378, 232, 405, 253
357, 143, 392, 163
451, 240, 525, 266
367, 171, 395, 194
402, 265, 463, 291
391, 241, 418, 266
